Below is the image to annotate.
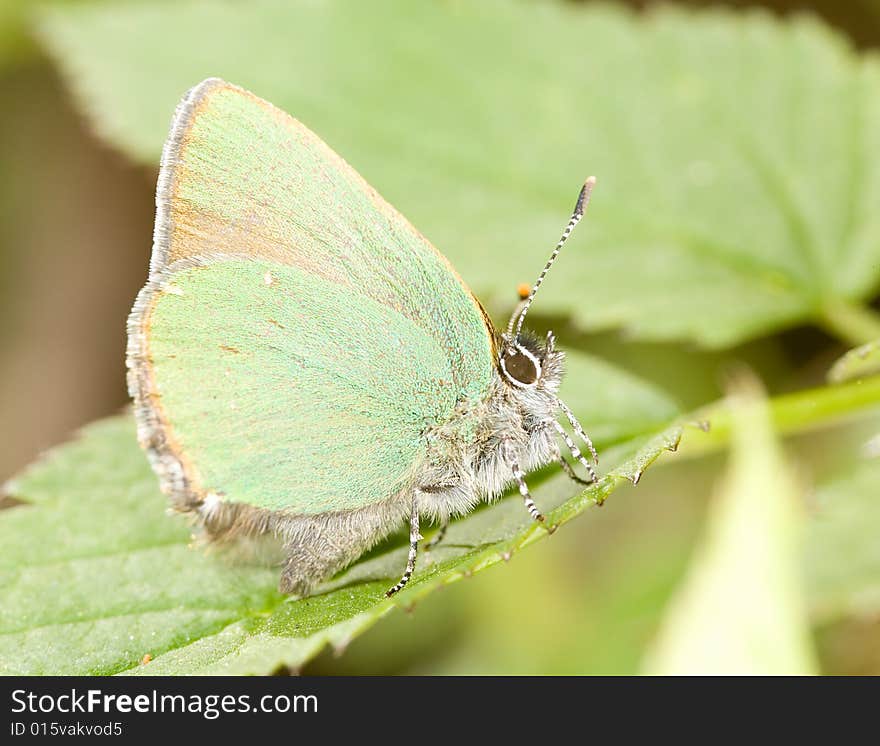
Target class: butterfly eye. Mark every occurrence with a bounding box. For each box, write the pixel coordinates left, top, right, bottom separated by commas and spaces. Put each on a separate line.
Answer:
501, 347, 541, 387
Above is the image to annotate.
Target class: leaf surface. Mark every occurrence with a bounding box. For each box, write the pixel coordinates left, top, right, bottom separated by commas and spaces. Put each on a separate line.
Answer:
37, 0, 880, 347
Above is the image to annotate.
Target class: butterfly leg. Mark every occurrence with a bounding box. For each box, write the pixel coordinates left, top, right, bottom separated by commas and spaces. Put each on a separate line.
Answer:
503, 440, 544, 523
552, 441, 592, 486
385, 494, 421, 597
556, 397, 599, 466
552, 419, 597, 483
424, 519, 448, 552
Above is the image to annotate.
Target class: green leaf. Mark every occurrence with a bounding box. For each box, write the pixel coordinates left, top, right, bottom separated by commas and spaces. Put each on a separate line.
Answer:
642, 376, 818, 675
677, 373, 880, 460
828, 338, 880, 383
0, 349, 684, 675
0, 0, 36, 68
805, 457, 880, 622
37, 0, 880, 348
0, 0, 90, 70
557, 348, 680, 446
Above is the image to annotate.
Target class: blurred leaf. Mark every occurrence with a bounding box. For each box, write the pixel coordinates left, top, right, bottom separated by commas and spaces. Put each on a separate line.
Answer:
861, 0, 880, 23
38, 0, 880, 348
825, 339, 880, 470
558, 348, 680, 445
677, 373, 880, 460
0, 351, 684, 675
419, 512, 699, 676
0, 0, 48, 68
0, 0, 91, 70
828, 338, 880, 382
805, 457, 880, 622
643, 376, 817, 675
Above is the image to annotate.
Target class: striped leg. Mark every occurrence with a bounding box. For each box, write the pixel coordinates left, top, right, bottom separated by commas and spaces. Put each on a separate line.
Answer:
508, 457, 544, 525
552, 419, 598, 483
552, 442, 591, 486
501, 440, 544, 523
514, 460, 544, 522
424, 519, 448, 552
385, 496, 421, 597
556, 397, 599, 465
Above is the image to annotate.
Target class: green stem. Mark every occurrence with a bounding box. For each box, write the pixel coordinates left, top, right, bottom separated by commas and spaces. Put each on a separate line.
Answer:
817, 300, 880, 348
678, 374, 880, 459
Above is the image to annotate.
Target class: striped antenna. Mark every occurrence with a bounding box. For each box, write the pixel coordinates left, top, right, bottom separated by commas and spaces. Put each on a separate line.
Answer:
510, 176, 596, 341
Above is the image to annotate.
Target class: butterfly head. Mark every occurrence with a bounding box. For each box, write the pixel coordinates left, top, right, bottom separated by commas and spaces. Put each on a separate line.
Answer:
498, 331, 563, 395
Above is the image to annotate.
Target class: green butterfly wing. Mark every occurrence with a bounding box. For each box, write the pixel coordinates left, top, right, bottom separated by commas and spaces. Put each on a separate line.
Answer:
128, 79, 496, 514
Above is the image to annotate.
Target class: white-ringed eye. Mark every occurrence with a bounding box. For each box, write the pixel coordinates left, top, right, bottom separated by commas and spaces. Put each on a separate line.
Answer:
500, 344, 542, 388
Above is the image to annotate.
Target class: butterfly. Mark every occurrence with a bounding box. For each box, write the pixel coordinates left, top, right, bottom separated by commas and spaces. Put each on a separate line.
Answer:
127, 78, 598, 598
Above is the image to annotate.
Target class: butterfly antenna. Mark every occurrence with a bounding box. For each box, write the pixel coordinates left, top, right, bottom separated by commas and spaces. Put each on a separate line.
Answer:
508, 176, 596, 341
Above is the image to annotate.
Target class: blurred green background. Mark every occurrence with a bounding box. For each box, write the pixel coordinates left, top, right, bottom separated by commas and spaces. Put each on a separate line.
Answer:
2, 0, 880, 675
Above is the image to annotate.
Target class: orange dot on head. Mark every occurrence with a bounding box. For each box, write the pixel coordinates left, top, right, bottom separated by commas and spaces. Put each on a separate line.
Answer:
517, 283, 531, 300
